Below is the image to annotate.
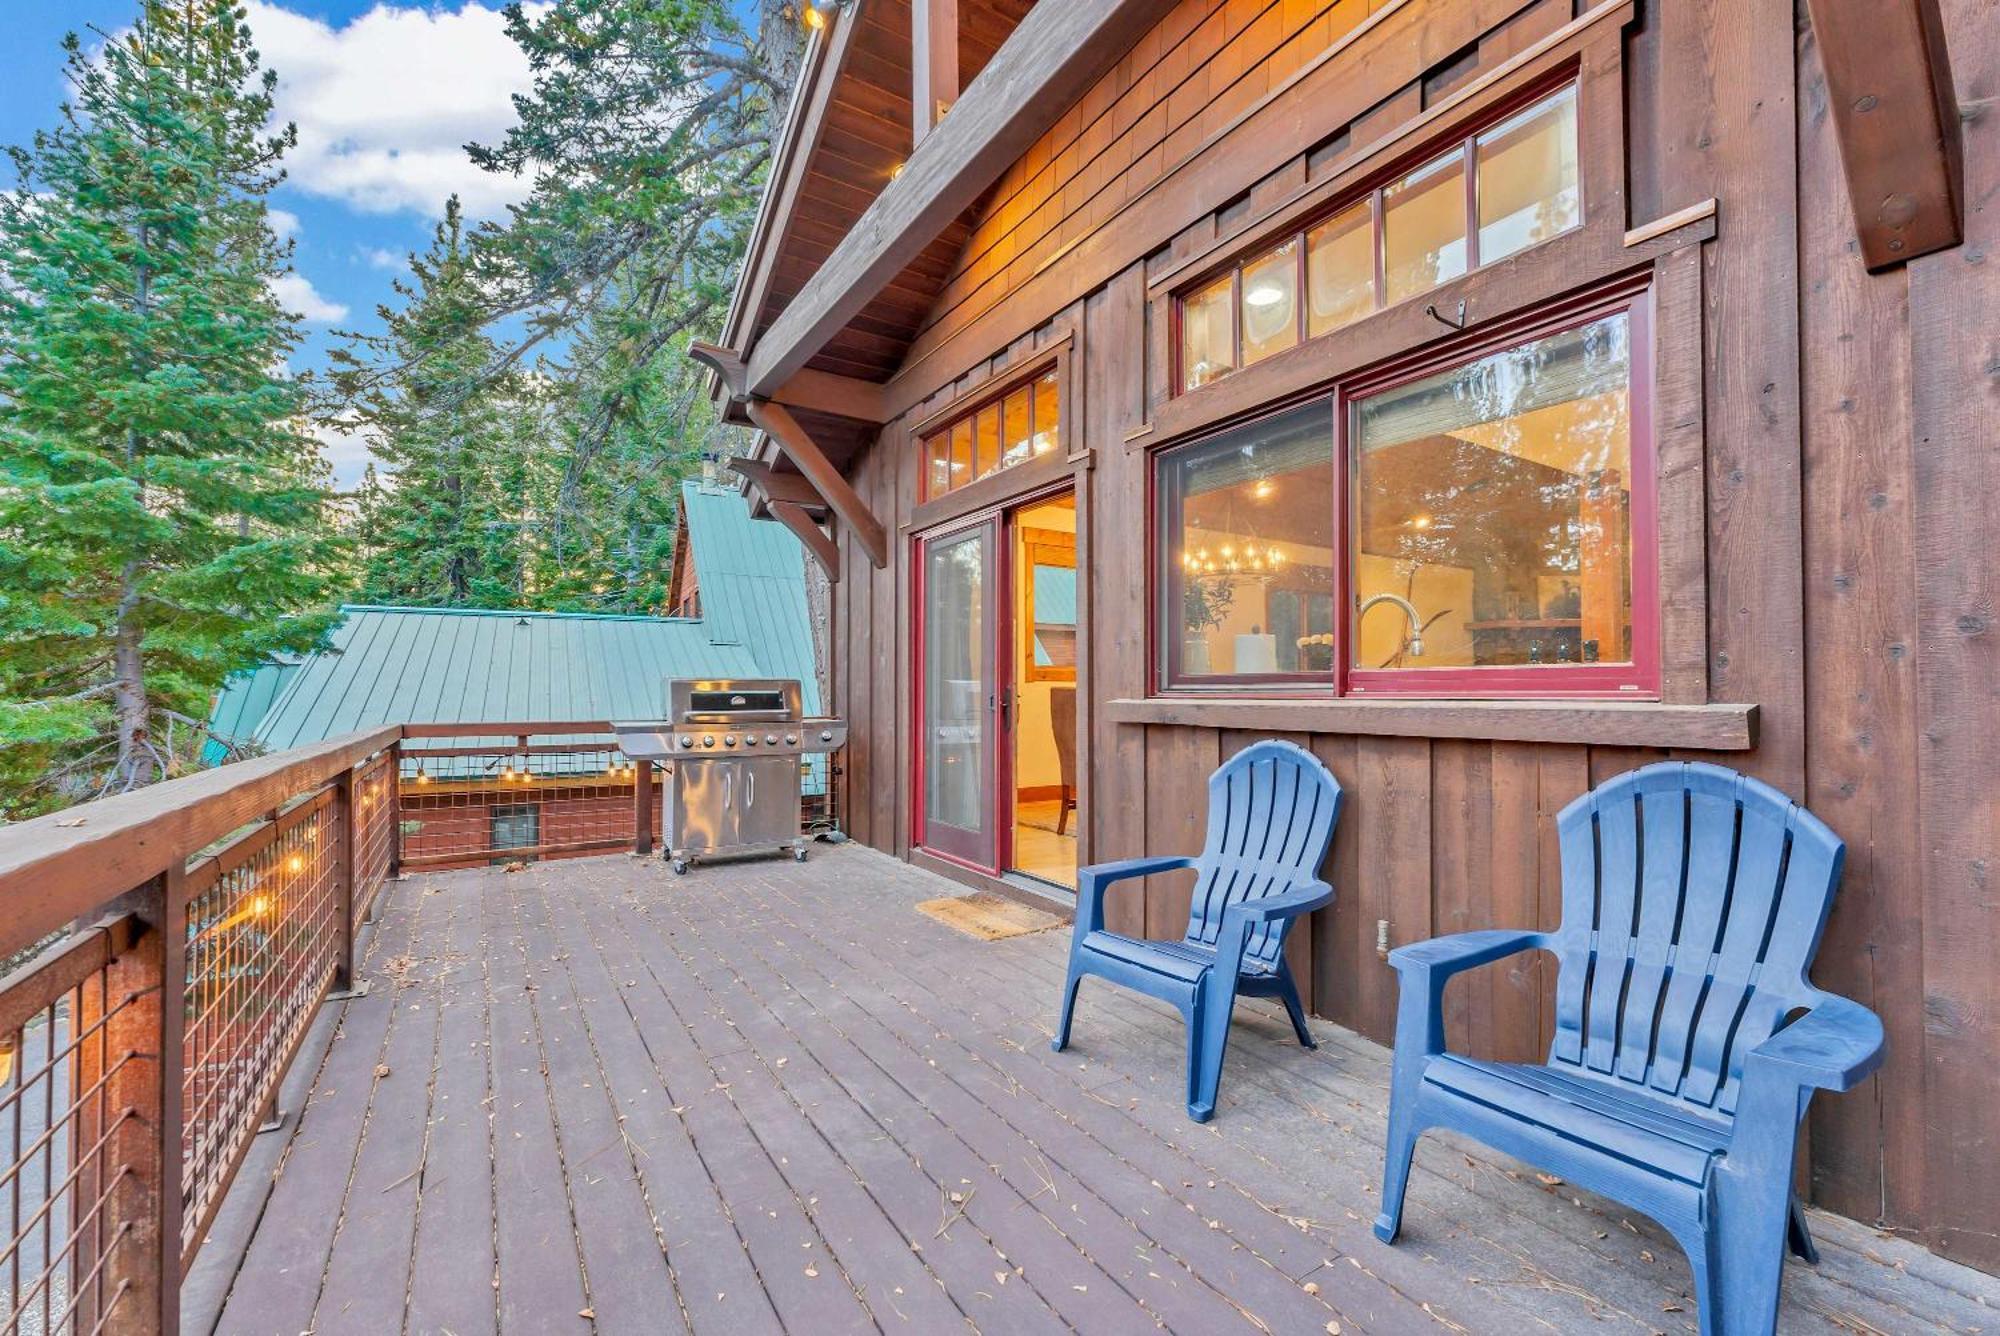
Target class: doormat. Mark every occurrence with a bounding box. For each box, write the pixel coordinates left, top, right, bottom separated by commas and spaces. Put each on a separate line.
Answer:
916, 891, 1064, 941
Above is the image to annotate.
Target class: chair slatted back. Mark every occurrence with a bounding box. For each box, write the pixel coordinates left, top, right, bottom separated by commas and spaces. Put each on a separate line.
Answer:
1183, 741, 1342, 971
1550, 762, 1845, 1115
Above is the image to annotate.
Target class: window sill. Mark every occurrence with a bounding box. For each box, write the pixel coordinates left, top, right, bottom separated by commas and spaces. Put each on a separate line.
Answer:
1101, 696, 1756, 750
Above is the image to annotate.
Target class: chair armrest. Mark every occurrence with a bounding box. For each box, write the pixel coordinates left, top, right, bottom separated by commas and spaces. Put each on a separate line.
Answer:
1386, 929, 1548, 982
1223, 880, 1333, 925
1075, 855, 1195, 935
1743, 994, 1885, 1093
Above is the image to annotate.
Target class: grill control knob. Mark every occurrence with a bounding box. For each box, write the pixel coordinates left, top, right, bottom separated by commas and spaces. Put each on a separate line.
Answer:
678, 735, 694, 749
743, 734, 758, 747
765, 733, 779, 745
723, 734, 738, 747
784, 734, 798, 745
819, 729, 835, 742
702, 735, 715, 748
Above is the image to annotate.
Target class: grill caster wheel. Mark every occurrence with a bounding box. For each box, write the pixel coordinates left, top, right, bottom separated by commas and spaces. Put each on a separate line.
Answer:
793, 847, 809, 863
671, 858, 689, 875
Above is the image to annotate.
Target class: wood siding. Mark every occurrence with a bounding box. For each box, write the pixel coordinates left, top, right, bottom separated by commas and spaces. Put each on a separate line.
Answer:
823, 0, 2000, 1273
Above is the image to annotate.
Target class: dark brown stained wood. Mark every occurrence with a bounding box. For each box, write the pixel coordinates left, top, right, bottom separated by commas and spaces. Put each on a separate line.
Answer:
1910, 0, 1999, 1272
748, 399, 890, 568
1100, 696, 1756, 749
869, 434, 898, 848
772, 366, 892, 423
1803, 0, 1964, 269
913, 0, 959, 142
1428, 738, 1491, 1055
1797, 12, 1927, 1232
1353, 737, 1431, 1043
1142, 725, 1218, 940
728, 456, 832, 513
1087, 267, 1150, 935
745, 0, 1184, 397
769, 499, 840, 581
1485, 742, 1547, 1063
688, 339, 748, 398
0, 724, 399, 961
890, 0, 1581, 418
1653, 243, 1710, 704
845, 449, 873, 846
1307, 734, 1362, 1039
1660, 0, 1808, 799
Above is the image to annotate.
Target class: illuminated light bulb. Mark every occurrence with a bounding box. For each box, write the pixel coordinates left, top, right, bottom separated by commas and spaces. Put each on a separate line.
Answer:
251, 895, 271, 916
890, 162, 905, 181
803, 4, 826, 31
1409, 514, 1433, 530
1220, 544, 1235, 559
1268, 547, 1284, 565
285, 854, 304, 875
1252, 479, 1274, 500
1243, 284, 1284, 308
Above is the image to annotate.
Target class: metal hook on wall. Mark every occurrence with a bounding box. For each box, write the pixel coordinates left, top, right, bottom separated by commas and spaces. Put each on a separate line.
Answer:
1423, 299, 1468, 331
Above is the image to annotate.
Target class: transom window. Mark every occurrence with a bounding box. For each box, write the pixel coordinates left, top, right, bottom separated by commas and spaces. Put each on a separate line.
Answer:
1178, 83, 1580, 395
922, 364, 1063, 498
1157, 289, 1654, 697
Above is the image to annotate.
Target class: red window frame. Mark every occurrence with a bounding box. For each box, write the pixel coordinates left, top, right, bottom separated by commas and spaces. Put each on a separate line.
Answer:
1151, 279, 1660, 700
1171, 74, 1583, 399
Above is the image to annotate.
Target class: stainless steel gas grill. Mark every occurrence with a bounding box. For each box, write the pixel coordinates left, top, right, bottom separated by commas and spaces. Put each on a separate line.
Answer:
614, 678, 846, 875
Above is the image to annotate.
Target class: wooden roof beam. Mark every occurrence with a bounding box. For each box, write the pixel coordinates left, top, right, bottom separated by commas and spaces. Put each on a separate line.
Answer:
769, 501, 841, 583
694, 339, 888, 425
727, 457, 833, 516
746, 399, 889, 569
743, 0, 1179, 398
914, 0, 958, 145
1804, 0, 1964, 269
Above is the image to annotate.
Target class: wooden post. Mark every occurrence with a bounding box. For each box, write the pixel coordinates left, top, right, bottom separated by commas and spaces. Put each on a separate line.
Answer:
913, 0, 958, 144
384, 741, 403, 881
634, 761, 656, 856
331, 767, 361, 997
101, 870, 186, 1336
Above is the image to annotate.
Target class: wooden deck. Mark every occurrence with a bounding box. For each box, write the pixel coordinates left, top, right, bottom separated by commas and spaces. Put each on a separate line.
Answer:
189, 846, 1998, 1335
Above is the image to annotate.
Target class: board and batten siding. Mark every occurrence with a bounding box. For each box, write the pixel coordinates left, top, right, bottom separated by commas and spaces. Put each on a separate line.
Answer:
823, 0, 2000, 1273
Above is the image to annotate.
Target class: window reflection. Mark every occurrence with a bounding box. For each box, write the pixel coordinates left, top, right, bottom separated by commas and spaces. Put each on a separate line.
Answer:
1032, 368, 1061, 454
1001, 386, 1033, 468
1476, 85, 1580, 265
1383, 151, 1468, 305
924, 365, 1065, 497
1240, 240, 1300, 366
1182, 273, 1236, 392
1160, 402, 1336, 679
1307, 201, 1374, 337
1351, 312, 1633, 672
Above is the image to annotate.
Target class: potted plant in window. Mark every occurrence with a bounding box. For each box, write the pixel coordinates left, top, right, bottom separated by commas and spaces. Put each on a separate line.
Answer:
1181, 573, 1235, 676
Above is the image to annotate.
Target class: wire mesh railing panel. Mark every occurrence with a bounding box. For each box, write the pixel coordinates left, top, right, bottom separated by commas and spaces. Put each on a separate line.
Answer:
179, 792, 341, 1257
0, 931, 140, 1336
398, 742, 639, 869
352, 752, 394, 923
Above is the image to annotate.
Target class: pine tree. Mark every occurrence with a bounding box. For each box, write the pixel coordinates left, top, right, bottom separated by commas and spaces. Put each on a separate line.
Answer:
335, 197, 526, 608
0, 2, 343, 811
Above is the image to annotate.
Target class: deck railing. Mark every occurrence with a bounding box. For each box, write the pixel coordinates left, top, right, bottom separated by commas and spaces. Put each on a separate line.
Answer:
0, 722, 655, 1334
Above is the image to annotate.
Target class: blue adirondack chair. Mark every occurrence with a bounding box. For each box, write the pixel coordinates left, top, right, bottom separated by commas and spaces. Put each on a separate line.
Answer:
1374, 761, 1884, 1335
1053, 739, 1341, 1122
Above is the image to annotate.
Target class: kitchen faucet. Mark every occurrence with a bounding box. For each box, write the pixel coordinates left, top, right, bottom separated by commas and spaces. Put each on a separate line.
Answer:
1358, 593, 1425, 658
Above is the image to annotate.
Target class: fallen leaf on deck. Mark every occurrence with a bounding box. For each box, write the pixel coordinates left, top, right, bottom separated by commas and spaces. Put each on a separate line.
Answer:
1303, 1281, 1320, 1296
54, 817, 86, 828
374, 1065, 392, 1078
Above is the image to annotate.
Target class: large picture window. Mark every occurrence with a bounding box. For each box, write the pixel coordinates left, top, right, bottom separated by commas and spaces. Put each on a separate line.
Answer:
1153, 289, 1656, 698
1157, 402, 1337, 684
1175, 83, 1580, 396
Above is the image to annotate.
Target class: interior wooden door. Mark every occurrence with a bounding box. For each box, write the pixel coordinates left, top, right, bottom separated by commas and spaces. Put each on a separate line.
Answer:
917, 517, 1001, 868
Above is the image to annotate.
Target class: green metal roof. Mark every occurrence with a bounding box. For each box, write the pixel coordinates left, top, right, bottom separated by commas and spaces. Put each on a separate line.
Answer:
681, 480, 822, 716
202, 484, 825, 789
201, 657, 302, 765
248, 605, 758, 752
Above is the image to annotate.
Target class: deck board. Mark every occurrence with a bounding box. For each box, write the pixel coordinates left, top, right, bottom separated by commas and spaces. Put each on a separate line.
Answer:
201, 846, 2000, 1335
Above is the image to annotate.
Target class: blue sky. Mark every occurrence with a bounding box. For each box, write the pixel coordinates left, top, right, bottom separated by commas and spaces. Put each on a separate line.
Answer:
0, 2, 559, 490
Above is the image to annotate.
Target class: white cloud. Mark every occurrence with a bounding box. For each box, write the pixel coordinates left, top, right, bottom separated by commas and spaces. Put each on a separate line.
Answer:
313, 415, 376, 492
268, 270, 348, 323
268, 207, 301, 238
248, 2, 542, 218
361, 245, 404, 271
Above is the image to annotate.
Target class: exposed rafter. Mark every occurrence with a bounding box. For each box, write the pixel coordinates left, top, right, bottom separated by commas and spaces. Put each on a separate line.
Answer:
746, 399, 889, 570
913, 0, 959, 144
1804, 0, 1963, 269
743, 0, 1181, 398
769, 501, 841, 582
727, 457, 832, 515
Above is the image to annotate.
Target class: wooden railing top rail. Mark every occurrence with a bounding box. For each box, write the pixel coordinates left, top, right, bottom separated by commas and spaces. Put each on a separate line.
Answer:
0, 719, 627, 961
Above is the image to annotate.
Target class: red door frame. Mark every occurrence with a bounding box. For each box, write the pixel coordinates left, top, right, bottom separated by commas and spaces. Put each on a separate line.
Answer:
912, 481, 1077, 876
